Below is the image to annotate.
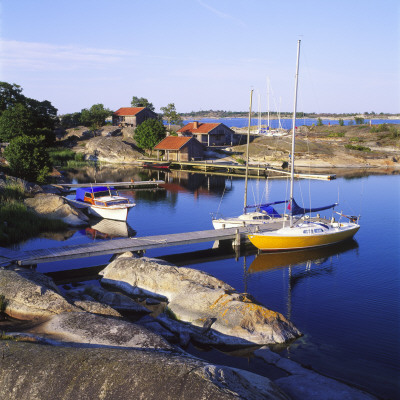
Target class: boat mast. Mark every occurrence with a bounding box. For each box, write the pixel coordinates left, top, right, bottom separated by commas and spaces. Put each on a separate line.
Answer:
290, 39, 301, 226
244, 89, 253, 213
267, 77, 270, 130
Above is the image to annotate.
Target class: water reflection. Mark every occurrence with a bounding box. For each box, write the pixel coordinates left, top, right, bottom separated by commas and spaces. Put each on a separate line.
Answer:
64, 166, 231, 196
82, 219, 137, 240
247, 240, 359, 320
249, 240, 358, 275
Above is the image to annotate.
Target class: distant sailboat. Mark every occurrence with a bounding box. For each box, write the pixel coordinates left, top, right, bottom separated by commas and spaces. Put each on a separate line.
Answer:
248, 40, 360, 251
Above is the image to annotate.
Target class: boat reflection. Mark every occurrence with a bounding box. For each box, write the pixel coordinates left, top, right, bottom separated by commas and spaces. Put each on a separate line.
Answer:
248, 240, 358, 321
83, 219, 137, 240
248, 240, 359, 274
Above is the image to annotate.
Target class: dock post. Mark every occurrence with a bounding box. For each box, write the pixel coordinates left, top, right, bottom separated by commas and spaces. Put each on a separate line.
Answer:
233, 228, 241, 247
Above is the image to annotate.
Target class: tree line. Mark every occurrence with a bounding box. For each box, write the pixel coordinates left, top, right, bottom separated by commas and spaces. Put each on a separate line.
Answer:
0, 82, 184, 182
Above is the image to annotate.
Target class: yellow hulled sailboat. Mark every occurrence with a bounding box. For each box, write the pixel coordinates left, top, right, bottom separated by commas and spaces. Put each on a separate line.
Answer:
248, 40, 360, 252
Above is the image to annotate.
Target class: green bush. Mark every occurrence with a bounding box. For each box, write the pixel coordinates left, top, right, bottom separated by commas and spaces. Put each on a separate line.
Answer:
4, 135, 52, 183
327, 132, 345, 137
48, 148, 76, 165
317, 118, 323, 126
345, 144, 371, 152
134, 119, 166, 154
370, 123, 389, 133
74, 152, 85, 162
338, 119, 344, 126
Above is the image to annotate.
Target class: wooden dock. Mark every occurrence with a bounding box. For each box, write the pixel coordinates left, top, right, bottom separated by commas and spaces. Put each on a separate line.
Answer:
2, 223, 283, 266
58, 180, 165, 190
138, 159, 335, 180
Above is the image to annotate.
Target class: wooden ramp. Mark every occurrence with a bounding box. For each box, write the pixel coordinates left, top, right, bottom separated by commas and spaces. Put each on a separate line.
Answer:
7, 223, 283, 266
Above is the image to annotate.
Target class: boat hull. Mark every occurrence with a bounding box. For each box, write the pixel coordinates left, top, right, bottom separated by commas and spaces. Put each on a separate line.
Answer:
248, 224, 360, 251
88, 204, 133, 221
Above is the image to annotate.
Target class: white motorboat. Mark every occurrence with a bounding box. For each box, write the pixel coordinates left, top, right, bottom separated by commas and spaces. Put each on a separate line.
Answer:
75, 186, 135, 221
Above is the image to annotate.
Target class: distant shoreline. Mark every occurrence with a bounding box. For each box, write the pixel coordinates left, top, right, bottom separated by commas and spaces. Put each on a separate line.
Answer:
182, 115, 400, 121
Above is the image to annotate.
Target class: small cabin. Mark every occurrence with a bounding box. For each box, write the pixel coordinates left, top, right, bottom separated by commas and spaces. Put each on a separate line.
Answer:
154, 136, 204, 162
112, 107, 158, 128
176, 121, 237, 147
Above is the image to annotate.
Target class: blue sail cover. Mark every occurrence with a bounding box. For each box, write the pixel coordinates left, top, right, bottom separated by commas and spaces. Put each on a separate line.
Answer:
75, 186, 114, 202
290, 198, 337, 216
246, 199, 337, 217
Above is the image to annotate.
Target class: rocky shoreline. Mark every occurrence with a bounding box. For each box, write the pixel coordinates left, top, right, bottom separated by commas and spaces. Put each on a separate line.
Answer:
0, 253, 377, 399
56, 123, 400, 171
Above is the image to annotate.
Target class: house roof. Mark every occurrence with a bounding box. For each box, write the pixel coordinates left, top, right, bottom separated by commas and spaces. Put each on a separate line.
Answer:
154, 136, 194, 150
177, 122, 221, 134
113, 107, 145, 116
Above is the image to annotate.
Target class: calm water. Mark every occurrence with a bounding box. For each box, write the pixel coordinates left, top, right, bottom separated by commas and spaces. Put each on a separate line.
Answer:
9, 168, 400, 399
180, 117, 400, 129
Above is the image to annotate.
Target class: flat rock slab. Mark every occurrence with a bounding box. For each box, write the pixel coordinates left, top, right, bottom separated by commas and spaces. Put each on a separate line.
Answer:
0, 266, 80, 320
100, 256, 301, 345
27, 311, 172, 350
0, 342, 289, 400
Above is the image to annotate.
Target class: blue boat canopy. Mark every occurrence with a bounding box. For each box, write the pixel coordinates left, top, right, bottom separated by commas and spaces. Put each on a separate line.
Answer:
245, 199, 337, 217
76, 186, 115, 202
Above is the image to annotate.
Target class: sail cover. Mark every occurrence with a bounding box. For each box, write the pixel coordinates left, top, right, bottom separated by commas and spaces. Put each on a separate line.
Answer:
290, 198, 337, 215
246, 199, 337, 217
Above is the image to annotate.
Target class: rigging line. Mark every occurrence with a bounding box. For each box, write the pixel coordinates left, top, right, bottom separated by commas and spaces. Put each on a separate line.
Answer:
216, 184, 226, 215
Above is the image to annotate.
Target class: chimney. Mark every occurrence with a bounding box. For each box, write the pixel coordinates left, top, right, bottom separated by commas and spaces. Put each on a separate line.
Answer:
193, 121, 199, 129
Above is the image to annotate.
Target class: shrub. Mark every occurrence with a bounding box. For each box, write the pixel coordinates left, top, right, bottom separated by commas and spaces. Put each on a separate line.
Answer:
328, 132, 345, 138
134, 119, 166, 154
354, 117, 365, 125
4, 135, 52, 183
345, 144, 371, 152
389, 126, 399, 138
317, 118, 323, 126
338, 119, 344, 126
370, 123, 389, 133
74, 152, 85, 162
48, 148, 76, 165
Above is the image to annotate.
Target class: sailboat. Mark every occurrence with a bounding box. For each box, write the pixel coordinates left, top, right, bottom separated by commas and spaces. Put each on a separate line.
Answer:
248, 40, 360, 251
211, 90, 287, 229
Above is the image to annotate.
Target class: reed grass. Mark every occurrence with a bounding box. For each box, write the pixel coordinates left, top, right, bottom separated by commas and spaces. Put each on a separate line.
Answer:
0, 183, 67, 245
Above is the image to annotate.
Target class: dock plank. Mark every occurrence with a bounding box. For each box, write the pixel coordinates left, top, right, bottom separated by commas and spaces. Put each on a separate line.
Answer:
15, 223, 283, 266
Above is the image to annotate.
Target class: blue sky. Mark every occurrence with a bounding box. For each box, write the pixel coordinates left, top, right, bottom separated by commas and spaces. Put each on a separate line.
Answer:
1, 0, 399, 115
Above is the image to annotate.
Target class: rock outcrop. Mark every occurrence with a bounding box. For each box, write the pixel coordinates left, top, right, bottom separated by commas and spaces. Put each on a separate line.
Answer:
24, 193, 89, 226
0, 262, 378, 399
84, 136, 142, 163
100, 255, 302, 345
28, 311, 173, 350
0, 173, 43, 196
0, 342, 289, 400
0, 266, 80, 320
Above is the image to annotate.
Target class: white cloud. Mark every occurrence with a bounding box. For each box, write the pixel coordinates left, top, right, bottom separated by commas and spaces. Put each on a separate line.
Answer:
0, 40, 139, 71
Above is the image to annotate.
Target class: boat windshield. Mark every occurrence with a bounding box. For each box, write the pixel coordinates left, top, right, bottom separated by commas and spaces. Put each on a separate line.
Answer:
93, 189, 118, 198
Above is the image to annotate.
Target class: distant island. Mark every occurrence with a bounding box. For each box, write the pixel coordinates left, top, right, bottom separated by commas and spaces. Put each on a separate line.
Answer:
180, 110, 400, 120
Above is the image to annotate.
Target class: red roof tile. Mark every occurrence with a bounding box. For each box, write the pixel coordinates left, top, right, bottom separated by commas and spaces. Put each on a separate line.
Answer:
177, 122, 221, 134
114, 107, 145, 116
154, 136, 193, 150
